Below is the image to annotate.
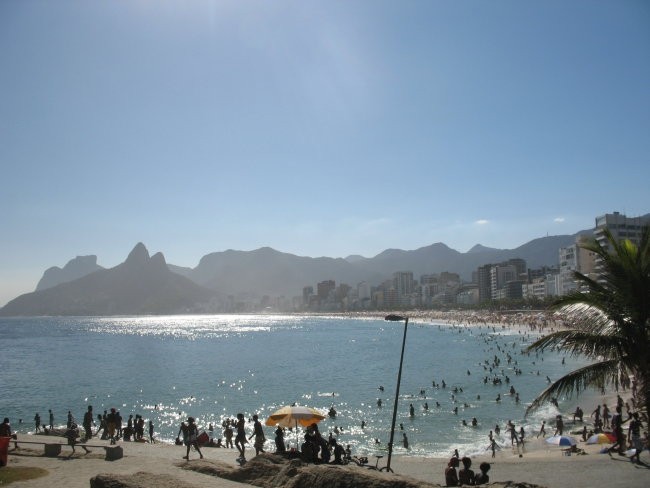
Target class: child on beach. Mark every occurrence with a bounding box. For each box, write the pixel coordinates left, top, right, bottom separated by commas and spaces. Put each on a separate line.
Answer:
224, 420, 234, 448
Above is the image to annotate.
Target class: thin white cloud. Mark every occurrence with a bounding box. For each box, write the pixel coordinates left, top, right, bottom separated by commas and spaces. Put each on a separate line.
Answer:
475, 219, 489, 225
554, 217, 565, 223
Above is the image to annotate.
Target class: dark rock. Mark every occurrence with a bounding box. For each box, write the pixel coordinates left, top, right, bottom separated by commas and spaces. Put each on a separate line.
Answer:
178, 454, 548, 488
90, 472, 199, 488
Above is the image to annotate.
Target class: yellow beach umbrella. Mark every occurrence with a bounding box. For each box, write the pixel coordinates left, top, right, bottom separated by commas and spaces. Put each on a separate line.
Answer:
265, 405, 326, 428
265, 405, 326, 447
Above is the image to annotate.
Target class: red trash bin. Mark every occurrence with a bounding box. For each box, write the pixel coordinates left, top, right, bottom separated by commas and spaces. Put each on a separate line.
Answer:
0, 436, 10, 467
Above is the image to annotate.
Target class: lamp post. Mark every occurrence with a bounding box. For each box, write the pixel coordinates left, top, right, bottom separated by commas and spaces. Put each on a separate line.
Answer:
384, 313, 409, 473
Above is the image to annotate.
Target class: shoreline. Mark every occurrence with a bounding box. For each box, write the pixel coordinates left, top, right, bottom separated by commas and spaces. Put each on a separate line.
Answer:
6, 431, 649, 488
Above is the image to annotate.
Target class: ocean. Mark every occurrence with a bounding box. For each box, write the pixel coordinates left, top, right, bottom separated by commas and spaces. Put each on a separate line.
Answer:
0, 314, 589, 457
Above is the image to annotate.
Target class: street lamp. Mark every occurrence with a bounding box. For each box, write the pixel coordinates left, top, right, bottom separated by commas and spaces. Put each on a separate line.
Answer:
384, 313, 409, 473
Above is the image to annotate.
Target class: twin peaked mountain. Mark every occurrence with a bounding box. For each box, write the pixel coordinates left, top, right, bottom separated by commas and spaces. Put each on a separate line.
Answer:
1, 235, 581, 316
1, 243, 213, 316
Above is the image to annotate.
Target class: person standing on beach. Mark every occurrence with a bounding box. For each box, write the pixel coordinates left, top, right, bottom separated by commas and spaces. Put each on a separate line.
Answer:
248, 414, 266, 456
34, 413, 41, 433
274, 426, 285, 453
106, 408, 117, 443
182, 417, 203, 460
507, 420, 518, 446
591, 404, 601, 425
235, 413, 247, 461
48, 410, 54, 430
148, 420, 154, 443
224, 420, 234, 448
83, 406, 94, 440
67, 411, 73, 428
608, 406, 625, 456
628, 413, 643, 464
116, 411, 123, 438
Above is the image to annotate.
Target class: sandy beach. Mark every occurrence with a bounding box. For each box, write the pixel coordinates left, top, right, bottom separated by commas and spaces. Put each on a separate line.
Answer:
4, 432, 649, 488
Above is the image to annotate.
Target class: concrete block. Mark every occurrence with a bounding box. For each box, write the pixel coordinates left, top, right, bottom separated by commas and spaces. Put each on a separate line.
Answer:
44, 444, 62, 457
104, 445, 123, 461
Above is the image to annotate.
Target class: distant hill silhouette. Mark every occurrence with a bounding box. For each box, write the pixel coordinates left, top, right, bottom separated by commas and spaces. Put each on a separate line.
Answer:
36, 255, 104, 291
0, 243, 215, 316
188, 247, 385, 298
2, 227, 607, 316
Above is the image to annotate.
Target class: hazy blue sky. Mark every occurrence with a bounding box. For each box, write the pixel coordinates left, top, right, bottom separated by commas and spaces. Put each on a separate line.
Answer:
1, 0, 649, 306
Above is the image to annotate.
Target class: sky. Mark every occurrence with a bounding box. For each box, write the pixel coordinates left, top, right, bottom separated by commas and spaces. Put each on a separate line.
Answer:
1, 0, 649, 306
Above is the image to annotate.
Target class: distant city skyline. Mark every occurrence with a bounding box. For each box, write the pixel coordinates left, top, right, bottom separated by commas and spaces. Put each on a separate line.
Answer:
1, 1, 648, 306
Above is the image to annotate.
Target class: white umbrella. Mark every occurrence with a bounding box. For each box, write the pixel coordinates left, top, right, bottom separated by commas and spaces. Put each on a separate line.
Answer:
545, 435, 577, 447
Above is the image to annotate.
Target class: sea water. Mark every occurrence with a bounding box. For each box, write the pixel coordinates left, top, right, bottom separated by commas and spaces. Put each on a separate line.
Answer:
0, 315, 589, 457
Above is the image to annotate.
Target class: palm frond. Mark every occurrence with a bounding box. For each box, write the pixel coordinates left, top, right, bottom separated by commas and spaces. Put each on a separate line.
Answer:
525, 360, 620, 416
553, 303, 615, 332
526, 327, 625, 361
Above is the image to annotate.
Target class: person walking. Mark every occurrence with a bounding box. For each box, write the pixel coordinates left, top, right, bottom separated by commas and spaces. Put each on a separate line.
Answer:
65, 421, 90, 455
182, 417, 203, 460
248, 414, 266, 456
235, 413, 247, 461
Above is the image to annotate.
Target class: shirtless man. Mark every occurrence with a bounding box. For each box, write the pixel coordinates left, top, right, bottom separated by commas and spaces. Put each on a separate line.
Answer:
235, 413, 247, 460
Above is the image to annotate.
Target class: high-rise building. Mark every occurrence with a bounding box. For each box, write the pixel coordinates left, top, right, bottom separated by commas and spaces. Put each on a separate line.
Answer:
317, 280, 336, 300
477, 264, 492, 303
302, 286, 314, 305
593, 212, 650, 278
357, 281, 370, 301
595, 212, 650, 249
490, 264, 518, 300
393, 271, 414, 297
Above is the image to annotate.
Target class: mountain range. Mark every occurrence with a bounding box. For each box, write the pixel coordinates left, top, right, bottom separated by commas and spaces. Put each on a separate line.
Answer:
0, 231, 592, 316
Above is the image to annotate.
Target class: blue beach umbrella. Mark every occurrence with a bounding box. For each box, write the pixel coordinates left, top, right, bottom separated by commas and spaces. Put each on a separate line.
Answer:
545, 435, 577, 447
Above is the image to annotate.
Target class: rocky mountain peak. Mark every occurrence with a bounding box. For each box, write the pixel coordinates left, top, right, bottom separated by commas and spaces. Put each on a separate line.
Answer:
125, 242, 150, 266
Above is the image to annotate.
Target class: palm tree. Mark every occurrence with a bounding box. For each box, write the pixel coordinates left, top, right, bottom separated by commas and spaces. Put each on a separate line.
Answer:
525, 226, 650, 418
